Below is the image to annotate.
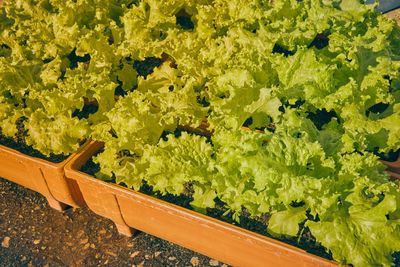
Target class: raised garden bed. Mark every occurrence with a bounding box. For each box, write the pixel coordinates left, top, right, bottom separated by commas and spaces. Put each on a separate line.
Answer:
65, 140, 338, 267
378, 145, 400, 183
381, 157, 400, 176
0, 133, 87, 210
64, 129, 400, 266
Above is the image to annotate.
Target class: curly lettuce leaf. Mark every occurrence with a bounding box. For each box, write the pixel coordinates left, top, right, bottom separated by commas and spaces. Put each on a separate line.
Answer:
25, 109, 88, 155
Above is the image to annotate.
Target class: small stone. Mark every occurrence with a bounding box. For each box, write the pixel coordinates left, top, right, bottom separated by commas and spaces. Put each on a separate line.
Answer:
221, 264, 228, 267
104, 260, 109, 265
168, 256, 176, 261
99, 229, 106, 234
90, 244, 95, 249
154, 251, 162, 257
77, 230, 85, 238
130, 251, 140, 258
1, 237, 10, 248
137, 261, 145, 267
190, 256, 199, 266
95, 253, 101, 259
83, 243, 90, 250
80, 238, 88, 245
145, 254, 150, 260
41, 246, 46, 250
33, 240, 41, 245
209, 259, 219, 266
106, 251, 117, 257
21, 230, 27, 234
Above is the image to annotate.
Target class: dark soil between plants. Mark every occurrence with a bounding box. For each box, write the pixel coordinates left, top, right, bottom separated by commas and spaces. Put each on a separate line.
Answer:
0, 106, 89, 164
81, 153, 333, 261
0, 177, 226, 267
0, 133, 69, 163
0, 119, 70, 163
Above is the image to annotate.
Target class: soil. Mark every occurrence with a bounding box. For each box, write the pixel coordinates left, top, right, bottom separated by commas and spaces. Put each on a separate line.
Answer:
0, 133, 69, 164
133, 57, 164, 78
0, 117, 71, 163
0, 177, 227, 267
0, 107, 89, 164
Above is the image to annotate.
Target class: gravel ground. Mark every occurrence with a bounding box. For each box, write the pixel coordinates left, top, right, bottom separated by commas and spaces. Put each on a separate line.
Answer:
387, 8, 400, 23
0, 177, 228, 267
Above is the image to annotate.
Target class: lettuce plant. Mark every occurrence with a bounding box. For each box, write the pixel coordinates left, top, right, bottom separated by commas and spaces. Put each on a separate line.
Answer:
0, 0, 132, 155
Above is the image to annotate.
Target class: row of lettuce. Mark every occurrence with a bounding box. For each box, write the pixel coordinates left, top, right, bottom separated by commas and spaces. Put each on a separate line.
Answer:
1, 0, 400, 265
